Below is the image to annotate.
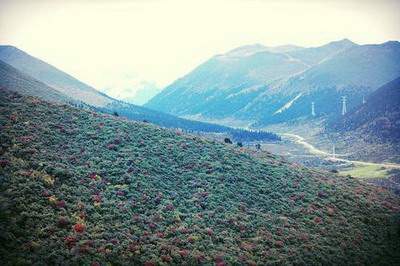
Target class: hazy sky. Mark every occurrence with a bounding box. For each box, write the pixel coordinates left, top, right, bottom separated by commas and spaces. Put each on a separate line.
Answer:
1, 0, 399, 98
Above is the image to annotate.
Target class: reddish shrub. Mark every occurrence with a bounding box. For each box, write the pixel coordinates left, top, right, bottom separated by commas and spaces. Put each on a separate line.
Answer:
0, 159, 10, 168
93, 194, 102, 203
206, 228, 213, 236
299, 233, 309, 241
165, 204, 175, 211
64, 236, 77, 248
149, 223, 157, 229
10, 114, 17, 121
116, 190, 125, 196
132, 214, 141, 222
156, 232, 165, 238
144, 261, 155, 266
110, 238, 119, 245
275, 240, 284, 248
327, 207, 335, 216
178, 249, 190, 257
91, 262, 100, 266
79, 243, 90, 254
73, 223, 86, 233
128, 244, 139, 252
107, 143, 117, 151
195, 253, 206, 263
215, 256, 226, 266
42, 190, 51, 197
57, 217, 70, 228
112, 138, 121, 145
89, 172, 98, 180
56, 200, 66, 209
161, 255, 172, 263
314, 217, 322, 224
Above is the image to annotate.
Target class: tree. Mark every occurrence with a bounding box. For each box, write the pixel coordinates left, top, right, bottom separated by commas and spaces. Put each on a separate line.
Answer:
224, 138, 232, 144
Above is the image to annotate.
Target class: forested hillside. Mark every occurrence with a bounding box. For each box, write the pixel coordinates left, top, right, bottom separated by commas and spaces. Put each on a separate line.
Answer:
0, 89, 399, 265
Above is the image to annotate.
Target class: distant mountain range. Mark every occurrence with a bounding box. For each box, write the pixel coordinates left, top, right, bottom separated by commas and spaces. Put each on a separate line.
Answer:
0, 45, 278, 141
145, 39, 400, 127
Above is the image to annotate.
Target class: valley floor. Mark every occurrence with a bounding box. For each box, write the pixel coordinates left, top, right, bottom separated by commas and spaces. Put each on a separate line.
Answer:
259, 119, 400, 194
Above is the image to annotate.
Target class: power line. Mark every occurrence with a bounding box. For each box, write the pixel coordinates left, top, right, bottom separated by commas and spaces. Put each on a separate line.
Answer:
311, 101, 315, 116
341, 96, 347, 115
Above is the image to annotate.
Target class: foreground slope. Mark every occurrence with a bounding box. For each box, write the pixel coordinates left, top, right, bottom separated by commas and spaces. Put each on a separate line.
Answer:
0, 90, 399, 265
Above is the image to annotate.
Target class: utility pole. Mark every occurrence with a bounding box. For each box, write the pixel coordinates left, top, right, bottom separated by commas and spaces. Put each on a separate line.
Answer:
341, 96, 347, 115
311, 102, 315, 117
362, 96, 366, 104
332, 144, 335, 158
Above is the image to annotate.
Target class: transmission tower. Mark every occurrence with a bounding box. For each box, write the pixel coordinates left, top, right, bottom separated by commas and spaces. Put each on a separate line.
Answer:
311, 102, 315, 116
341, 96, 347, 115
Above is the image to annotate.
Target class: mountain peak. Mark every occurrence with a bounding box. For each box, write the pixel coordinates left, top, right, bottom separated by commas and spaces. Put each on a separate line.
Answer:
325, 38, 357, 48
381, 40, 400, 48
223, 43, 268, 57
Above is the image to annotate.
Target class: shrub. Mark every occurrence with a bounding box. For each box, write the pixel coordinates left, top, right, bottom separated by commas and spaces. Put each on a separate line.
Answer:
73, 223, 86, 233
224, 138, 232, 144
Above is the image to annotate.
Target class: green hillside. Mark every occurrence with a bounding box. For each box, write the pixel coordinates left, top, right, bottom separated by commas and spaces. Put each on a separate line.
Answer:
0, 89, 399, 265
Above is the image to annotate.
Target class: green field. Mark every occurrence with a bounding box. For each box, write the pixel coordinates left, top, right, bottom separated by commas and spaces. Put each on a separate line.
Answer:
339, 164, 389, 179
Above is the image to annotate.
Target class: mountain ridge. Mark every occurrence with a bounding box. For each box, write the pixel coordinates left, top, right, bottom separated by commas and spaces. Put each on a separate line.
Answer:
145, 39, 400, 127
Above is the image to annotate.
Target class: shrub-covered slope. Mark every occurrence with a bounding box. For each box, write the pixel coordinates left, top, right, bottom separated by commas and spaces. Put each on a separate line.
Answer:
0, 90, 399, 265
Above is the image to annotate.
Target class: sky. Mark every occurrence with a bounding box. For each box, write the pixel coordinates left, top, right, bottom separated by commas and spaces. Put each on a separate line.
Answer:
1, 0, 399, 103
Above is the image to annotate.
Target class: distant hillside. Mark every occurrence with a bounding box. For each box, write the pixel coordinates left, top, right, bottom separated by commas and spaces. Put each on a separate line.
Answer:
330, 77, 400, 142
0, 89, 399, 265
0, 45, 114, 107
0, 60, 75, 104
0, 46, 278, 142
145, 40, 400, 127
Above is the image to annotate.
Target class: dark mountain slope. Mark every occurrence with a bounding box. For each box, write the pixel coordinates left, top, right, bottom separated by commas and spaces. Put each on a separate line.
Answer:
0, 59, 75, 104
0, 45, 114, 107
0, 89, 399, 265
330, 76, 400, 142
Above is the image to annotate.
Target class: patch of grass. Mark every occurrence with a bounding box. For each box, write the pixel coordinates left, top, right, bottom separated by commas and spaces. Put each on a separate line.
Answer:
340, 164, 390, 179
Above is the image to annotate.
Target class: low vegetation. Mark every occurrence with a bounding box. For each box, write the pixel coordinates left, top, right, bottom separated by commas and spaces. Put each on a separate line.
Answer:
0, 90, 399, 265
